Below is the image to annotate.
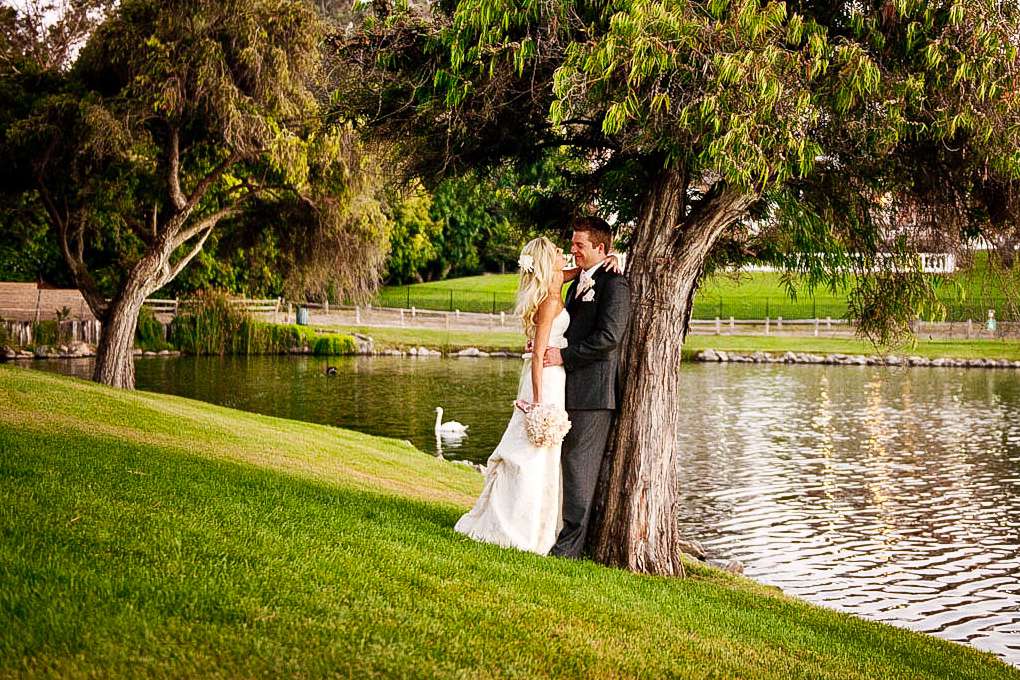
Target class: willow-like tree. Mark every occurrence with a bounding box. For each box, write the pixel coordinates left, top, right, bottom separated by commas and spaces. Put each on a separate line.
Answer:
1, 0, 386, 388
339, 0, 1020, 574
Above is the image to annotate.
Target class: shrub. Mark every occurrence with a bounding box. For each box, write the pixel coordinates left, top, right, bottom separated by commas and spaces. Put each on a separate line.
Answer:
312, 334, 357, 356
169, 292, 348, 356
32, 320, 59, 347
136, 307, 171, 352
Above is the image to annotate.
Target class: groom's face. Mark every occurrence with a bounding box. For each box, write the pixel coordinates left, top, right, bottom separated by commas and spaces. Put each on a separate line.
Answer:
571, 230, 605, 270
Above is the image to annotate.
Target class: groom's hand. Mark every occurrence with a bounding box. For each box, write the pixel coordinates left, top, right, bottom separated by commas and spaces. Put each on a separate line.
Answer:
543, 348, 563, 367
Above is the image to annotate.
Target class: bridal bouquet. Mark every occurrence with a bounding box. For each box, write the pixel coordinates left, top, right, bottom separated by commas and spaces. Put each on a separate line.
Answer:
523, 404, 572, 448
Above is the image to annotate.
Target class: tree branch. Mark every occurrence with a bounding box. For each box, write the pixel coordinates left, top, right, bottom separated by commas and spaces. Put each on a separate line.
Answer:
156, 209, 235, 290
168, 127, 187, 211
169, 206, 238, 250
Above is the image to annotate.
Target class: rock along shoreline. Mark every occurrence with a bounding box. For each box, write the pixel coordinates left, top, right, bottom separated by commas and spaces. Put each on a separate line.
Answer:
692, 348, 1020, 369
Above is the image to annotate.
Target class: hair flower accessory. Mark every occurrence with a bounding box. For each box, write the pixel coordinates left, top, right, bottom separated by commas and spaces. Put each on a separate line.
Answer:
518, 253, 535, 273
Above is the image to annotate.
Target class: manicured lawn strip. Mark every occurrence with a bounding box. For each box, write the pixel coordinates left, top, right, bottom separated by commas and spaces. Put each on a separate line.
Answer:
684, 335, 1020, 361
378, 254, 1017, 319
1, 366, 1017, 678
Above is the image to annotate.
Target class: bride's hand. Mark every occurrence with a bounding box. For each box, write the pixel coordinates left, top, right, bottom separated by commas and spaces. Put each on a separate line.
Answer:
605, 253, 625, 274
514, 399, 536, 413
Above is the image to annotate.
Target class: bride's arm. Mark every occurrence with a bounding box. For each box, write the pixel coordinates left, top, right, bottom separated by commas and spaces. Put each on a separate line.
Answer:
529, 298, 558, 405
562, 254, 624, 282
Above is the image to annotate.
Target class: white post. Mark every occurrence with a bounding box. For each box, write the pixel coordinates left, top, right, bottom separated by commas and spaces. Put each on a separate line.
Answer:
826, 316, 832, 330
765, 316, 771, 336
715, 317, 721, 335
500, 311, 505, 327
411, 306, 417, 319
814, 318, 819, 337
729, 316, 735, 331
455, 309, 460, 319
445, 314, 450, 331
967, 319, 973, 339
355, 306, 361, 324
777, 316, 783, 330
400, 308, 405, 327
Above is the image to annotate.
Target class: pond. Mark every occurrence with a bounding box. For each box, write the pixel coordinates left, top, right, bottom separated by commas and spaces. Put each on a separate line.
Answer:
33, 355, 1020, 666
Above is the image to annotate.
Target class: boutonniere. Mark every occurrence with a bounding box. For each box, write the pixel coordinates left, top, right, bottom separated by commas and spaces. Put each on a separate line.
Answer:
581, 289, 595, 303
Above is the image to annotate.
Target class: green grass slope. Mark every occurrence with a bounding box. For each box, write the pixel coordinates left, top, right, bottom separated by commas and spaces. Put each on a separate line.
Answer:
1, 365, 1016, 678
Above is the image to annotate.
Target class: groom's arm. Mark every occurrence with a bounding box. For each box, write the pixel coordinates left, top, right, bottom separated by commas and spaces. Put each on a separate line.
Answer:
560, 276, 631, 371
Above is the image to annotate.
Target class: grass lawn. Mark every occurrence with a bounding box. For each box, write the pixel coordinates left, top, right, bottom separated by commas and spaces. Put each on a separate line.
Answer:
378, 252, 1018, 319
2, 365, 1017, 677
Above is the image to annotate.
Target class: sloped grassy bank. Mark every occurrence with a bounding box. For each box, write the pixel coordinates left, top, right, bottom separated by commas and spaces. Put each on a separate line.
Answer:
1, 366, 1016, 678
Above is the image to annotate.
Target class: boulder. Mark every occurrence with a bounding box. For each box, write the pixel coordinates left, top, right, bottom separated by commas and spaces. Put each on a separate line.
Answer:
2, 346, 17, 360
452, 459, 485, 474
907, 355, 929, 367
707, 558, 745, 575
782, 351, 798, 363
67, 341, 93, 357
930, 358, 947, 367
750, 351, 767, 363
677, 539, 707, 561
408, 347, 419, 356
16, 350, 33, 359
696, 349, 720, 362
716, 351, 730, 362
143, 351, 157, 357
352, 333, 374, 355
456, 347, 489, 357
158, 349, 170, 356
884, 355, 902, 366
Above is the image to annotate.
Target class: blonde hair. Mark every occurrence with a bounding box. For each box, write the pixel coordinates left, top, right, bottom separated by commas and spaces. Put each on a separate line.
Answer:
515, 237, 560, 339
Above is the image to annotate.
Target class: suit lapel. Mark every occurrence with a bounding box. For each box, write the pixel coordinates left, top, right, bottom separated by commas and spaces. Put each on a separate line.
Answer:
565, 279, 579, 313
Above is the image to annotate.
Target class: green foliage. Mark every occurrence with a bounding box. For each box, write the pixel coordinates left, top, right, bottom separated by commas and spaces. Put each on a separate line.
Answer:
30, 319, 59, 347
168, 291, 355, 356
312, 333, 357, 356
384, 187, 442, 284
340, 0, 1020, 344
135, 306, 170, 352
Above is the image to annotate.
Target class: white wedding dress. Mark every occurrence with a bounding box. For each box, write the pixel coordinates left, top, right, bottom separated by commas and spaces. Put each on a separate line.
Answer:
454, 308, 569, 554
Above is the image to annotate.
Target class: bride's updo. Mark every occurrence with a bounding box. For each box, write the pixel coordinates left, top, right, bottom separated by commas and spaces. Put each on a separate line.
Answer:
515, 237, 560, 339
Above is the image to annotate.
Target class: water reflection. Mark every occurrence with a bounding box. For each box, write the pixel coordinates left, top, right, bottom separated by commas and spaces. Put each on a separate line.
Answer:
676, 364, 1020, 665
30, 357, 1020, 665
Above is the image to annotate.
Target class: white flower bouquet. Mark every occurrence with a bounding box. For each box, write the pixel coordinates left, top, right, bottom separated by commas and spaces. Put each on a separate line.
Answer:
523, 403, 572, 448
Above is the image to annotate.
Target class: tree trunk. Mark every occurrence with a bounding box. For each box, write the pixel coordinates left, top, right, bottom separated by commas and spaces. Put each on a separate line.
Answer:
589, 170, 752, 576
92, 259, 160, 389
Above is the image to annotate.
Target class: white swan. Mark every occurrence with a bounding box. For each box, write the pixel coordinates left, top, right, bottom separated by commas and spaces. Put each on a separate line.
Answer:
435, 407, 468, 438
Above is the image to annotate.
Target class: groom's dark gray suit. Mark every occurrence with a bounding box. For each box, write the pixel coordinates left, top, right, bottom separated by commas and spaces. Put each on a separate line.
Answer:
550, 263, 631, 558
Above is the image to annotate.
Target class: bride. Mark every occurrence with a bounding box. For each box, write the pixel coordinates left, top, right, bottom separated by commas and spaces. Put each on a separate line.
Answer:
454, 237, 620, 554
454, 236, 570, 554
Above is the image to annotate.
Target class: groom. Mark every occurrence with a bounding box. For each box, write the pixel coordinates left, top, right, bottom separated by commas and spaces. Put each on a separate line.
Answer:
543, 216, 631, 559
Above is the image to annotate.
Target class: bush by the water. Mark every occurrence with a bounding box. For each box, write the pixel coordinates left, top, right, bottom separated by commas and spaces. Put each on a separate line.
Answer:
313, 334, 357, 356
31, 320, 62, 347
135, 307, 171, 352
170, 292, 355, 356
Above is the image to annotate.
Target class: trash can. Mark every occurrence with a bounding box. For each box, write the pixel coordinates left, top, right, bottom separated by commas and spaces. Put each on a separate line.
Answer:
296, 306, 309, 326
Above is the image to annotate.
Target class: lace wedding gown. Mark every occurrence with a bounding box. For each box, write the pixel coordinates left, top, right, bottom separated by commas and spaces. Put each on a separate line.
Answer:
454, 308, 569, 554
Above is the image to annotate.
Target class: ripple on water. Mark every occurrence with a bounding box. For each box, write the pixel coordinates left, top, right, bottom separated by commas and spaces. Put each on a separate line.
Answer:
677, 363, 1020, 667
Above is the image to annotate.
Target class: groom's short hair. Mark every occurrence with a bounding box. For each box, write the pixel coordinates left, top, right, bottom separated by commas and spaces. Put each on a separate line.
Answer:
572, 216, 613, 254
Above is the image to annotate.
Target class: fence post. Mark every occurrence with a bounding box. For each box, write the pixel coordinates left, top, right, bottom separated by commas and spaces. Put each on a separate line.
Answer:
714, 317, 721, 335
777, 316, 783, 330
826, 316, 832, 330
324, 298, 329, 315
729, 316, 735, 331
445, 314, 450, 331
412, 306, 416, 319
455, 309, 460, 320
814, 317, 819, 337
355, 306, 361, 324
500, 311, 505, 327
966, 319, 973, 339
400, 308, 405, 327
765, 316, 771, 336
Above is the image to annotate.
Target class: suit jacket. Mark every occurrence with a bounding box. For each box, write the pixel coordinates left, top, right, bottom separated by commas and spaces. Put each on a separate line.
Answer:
561, 265, 632, 410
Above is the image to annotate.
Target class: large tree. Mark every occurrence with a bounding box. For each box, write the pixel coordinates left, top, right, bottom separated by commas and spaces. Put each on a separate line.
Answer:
339, 0, 1020, 574
1, 0, 387, 388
